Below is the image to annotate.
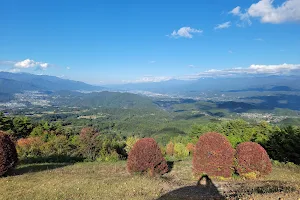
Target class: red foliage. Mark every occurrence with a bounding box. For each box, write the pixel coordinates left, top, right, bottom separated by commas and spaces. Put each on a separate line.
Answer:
236, 142, 272, 176
79, 127, 100, 160
79, 127, 99, 146
127, 138, 168, 176
17, 137, 43, 149
193, 132, 235, 177
166, 141, 174, 156
186, 143, 195, 154
0, 131, 18, 176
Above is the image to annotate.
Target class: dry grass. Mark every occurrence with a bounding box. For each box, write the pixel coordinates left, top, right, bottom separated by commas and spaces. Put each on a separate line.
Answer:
0, 160, 299, 200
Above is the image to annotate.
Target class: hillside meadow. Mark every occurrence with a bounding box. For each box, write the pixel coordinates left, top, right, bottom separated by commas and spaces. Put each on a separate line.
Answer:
0, 160, 299, 200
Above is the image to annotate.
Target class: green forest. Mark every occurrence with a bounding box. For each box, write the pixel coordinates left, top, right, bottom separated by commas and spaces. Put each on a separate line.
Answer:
1, 111, 299, 165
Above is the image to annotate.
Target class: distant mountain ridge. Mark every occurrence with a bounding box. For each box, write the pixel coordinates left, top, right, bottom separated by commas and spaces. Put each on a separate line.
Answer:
0, 72, 104, 94
108, 75, 300, 96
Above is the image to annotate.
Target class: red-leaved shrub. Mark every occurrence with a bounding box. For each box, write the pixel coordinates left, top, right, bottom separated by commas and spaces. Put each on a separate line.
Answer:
79, 127, 100, 161
235, 142, 272, 176
193, 132, 235, 177
127, 138, 168, 176
0, 131, 18, 176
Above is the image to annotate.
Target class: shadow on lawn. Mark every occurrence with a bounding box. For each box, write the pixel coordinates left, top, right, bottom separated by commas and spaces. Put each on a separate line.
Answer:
6, 163, 71, 176
5, 155, 84, 177
157, 175, 225, 200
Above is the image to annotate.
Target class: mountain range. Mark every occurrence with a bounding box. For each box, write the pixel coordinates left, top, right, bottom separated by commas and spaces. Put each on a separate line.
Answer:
1, 72, 300, 97
0, 72, 104, 94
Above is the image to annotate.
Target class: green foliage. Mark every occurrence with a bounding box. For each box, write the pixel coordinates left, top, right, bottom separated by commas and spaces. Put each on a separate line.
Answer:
97, 150, 119, 162
124, 136, 139, 154
41, 135, 73, 156
0, 112, 13, 131
190, 119, 276, 147
173, 142, 189, 159
30, 126, 44, 137
263, 126, 300, 164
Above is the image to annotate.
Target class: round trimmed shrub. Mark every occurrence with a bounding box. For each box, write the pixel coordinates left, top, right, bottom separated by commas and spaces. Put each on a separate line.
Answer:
193, 132, 235, 177
127, 138, 168, 176
0, 131, 18, 176
236, 142, 272, 177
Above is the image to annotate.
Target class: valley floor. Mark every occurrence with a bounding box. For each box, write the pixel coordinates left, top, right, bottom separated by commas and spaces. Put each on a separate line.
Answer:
0, 160, 300, 200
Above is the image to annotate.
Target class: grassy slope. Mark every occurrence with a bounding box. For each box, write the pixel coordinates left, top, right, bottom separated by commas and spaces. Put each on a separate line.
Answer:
0, 160, 300, 200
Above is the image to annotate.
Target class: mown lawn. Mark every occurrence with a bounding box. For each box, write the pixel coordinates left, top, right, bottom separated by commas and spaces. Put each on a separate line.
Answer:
0, 160, 299, 200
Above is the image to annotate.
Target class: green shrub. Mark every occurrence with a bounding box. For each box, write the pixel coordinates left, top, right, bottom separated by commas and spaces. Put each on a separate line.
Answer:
125, 136, 139, 154
97, 150, 119, 162
174, 142, 189, 159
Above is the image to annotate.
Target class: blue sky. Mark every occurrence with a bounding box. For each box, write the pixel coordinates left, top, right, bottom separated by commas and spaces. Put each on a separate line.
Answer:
0, 0, 300, 84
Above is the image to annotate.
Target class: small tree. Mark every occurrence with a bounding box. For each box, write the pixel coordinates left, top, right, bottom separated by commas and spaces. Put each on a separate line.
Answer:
174, 142, 189, 159
125, 136, 139, 154
79, 127, 100, 161
0, 131, 18, 176
17, 137, 44, 159
166, 141, 174, 156
127, 138, 168, 176
236, 142, 272, 177
193, 132, 235, 177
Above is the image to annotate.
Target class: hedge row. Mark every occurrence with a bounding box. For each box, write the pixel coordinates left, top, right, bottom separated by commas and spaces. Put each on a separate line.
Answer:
126, 133, 272, 178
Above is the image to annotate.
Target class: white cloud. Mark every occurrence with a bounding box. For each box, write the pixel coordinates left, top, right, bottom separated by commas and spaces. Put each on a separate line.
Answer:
249, 63, 300, 73
214, 21, 231, 30
124, 76, 172, 83
231, 0, 300, 24
248, 0, 300, 23
229, 6, 252, 26
66, 66, 71, 70
194, 63, 300, 78
230, 6, 241, 15
14, 59, 49, 70
168, 27, 203, 39
8, 68, 21, 73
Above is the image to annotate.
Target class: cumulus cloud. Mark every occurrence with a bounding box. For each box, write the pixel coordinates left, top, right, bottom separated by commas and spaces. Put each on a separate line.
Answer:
168, 27, 203, 39
14, 59, 49, 70
230, 0, 300, 24
0, 58, 52, 72
229, 6, 252, 26
214, 21, 231, 30
230, 6, 241, 15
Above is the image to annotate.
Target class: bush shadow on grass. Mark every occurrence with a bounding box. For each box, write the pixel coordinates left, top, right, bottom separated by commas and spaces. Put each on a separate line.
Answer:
166, 161, 174, 173
6, 163, 70, 176
4, 155, 84, 177
19, 155, 84, 164
157, 175, 225, 200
